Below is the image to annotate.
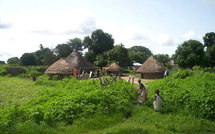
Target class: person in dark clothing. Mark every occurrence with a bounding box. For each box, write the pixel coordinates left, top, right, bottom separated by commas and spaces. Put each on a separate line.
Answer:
97, 69, 100, 77
138, 79, 147, 105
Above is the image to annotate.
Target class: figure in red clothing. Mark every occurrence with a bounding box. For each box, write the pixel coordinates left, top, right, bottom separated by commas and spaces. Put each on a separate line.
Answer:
73, 67, 77, 78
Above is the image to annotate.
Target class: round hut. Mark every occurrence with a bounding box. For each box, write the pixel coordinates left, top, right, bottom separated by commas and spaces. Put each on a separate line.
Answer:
64, 49, 97, 73
105, 62, 123, 75
44, 49, 97, 80
136, 56, 166, 79
44, 58, 73, 80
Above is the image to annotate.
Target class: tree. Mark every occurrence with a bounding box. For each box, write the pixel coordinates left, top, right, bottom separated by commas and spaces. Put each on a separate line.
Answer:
20, 53, 36, 66
54, 43, 73, 58
172, 40, 204, 68
106, 44, 132, 68
7, 57, 20, 65
67, 37, 83, 51
203, 32, 215, 67
128, 46, 152, 64
0, 61, 5, 64
203, 32, 215, 47
154, 54, 170, 66
84, 51, 96, 64
35, 44, 57, 65
83, 29, 114, 63
94, 53, 108, 67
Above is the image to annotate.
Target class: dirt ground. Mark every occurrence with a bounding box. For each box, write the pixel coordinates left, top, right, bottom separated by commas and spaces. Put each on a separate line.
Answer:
120, 75, 155, 85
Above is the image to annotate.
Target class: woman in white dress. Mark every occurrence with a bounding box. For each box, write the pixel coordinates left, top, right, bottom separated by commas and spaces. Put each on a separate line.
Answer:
153, 89, 164, 112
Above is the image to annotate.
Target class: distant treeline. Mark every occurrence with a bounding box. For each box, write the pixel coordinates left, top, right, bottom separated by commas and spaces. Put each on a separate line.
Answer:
1, 29, 214, 69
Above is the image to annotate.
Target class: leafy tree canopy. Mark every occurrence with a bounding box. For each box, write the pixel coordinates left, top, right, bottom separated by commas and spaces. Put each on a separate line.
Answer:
94, 53, 108, 67
67, 37, 83, 51
203, 32, 215, 47
203, 32, 215, 67
35, 44, 57, 65
54, 43, 73, 58
7, 57, 20, 65
154, 54, 170, 66
128, 46, 152, 64
0, 61, 6, 64
172, 40, 204, 68
106, 44, 132, 68
83, 29, 114, 55
20, 53, 36, 66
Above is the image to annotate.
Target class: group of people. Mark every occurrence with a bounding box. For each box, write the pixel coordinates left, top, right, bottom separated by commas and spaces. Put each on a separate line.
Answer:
138, 79, 164, 112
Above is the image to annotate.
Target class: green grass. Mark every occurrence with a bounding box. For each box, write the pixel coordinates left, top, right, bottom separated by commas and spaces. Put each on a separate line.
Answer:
0, 75, 215, 134
0, 76, 46, 104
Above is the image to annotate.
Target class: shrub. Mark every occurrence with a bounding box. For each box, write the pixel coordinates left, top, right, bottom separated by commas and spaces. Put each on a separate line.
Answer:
148, 70, 215, 120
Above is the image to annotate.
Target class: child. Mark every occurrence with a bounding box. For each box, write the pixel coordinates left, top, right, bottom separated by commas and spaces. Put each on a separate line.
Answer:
153, 89, 164, 112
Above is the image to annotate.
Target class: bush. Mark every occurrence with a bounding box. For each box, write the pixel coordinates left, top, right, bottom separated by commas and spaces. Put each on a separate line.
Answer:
0, 78, 137, 131
148, 69, 215, 120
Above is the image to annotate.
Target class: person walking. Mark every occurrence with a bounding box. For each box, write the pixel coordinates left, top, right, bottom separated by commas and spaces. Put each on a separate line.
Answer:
138, 79, 147, 105
153, 89, 164, 112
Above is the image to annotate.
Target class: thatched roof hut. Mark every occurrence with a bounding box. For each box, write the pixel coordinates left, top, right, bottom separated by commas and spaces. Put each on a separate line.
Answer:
136, 56, 166, 79
64, 50, 97, 71
106, 62, 123, 74
44, 50, 97, 79
44, 58, 73, 75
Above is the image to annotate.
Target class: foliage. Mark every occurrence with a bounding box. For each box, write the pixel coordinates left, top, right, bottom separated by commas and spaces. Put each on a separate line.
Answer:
94, 53, 108, 67
203, 32, 215, 47
0, 61, 6, 64
83, 29, 114, 63
172, 40, 204, 68
20, 53, 36, 66
34, 44, 57, 66
7, 57, 20, 65
154, 54, 170, 66
147, 69, 215, 120
0, 74, 215, 133
128, 46, 152, 64
0, 65, 7, 75
203, 32, 215, 67
106, 44, 132, 67
0, 77, 137, 132
67, 38, 83, 51
54, 43, 73, 58
84, 50, 96, 64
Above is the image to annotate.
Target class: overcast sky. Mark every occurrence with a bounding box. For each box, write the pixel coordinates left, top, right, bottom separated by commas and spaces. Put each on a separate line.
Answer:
0, 0, 215, 62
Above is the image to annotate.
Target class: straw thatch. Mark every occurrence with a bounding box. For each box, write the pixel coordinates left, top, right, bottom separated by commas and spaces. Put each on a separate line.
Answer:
44, 49, 97, 75
64, 50, 97, 71
136, 56, 166, 79
44, 58, 73, 75
106, 62, 123, 73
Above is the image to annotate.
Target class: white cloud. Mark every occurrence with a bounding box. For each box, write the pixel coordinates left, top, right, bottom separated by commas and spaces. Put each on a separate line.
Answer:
0, 9, 97, 61
183, 30, 195, 40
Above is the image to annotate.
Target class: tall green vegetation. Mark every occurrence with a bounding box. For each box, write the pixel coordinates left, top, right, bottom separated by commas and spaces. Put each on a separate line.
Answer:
0, 77, 136, 132
147, 67, 215, 120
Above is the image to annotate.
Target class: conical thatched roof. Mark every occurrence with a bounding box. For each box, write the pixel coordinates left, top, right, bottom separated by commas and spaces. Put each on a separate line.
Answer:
64, 50, 97, 70
44, 50, 97, 75
136, 56, 166, 73
106, 62, 123, 72
44, 58, 73, 74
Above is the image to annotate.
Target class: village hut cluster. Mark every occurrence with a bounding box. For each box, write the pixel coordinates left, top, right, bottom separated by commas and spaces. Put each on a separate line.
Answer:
45, 49, 97, 80
45, 49, 171, 80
